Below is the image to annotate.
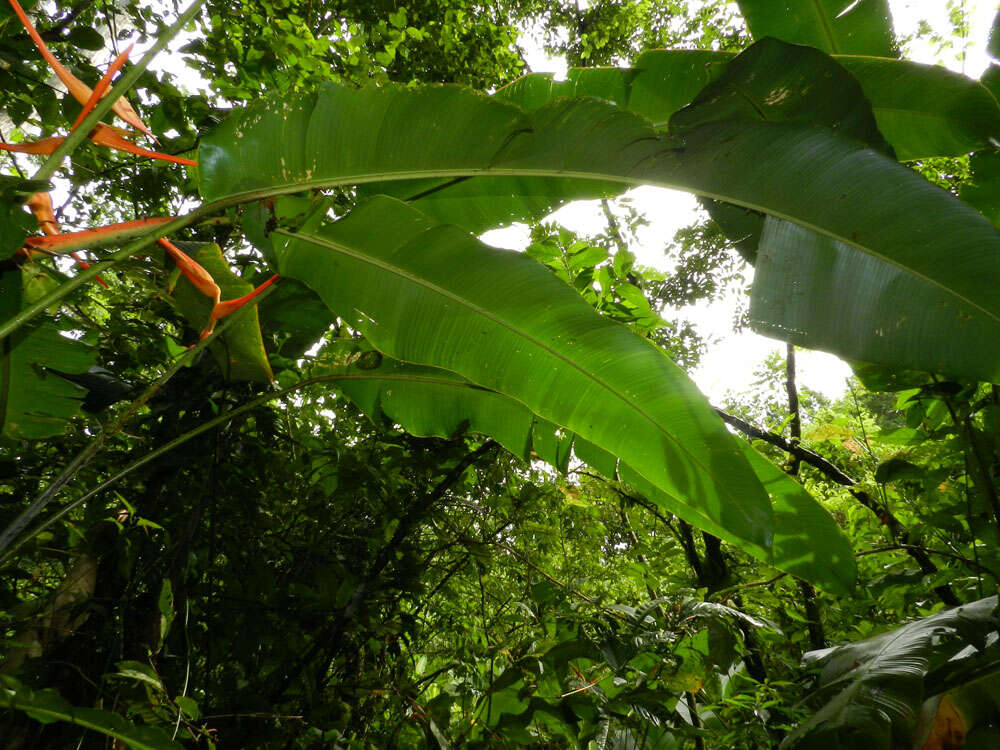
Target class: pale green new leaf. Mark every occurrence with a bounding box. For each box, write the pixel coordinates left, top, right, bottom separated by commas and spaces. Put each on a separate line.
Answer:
276, 196, 773, 550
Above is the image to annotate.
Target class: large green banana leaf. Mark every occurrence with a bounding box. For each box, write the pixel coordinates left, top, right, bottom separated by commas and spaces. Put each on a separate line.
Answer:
835, 56, 1000, 161
497, 49, 999, 163
667, 39, 891, 155
751, 219, 1000, 382
0, 267, 95, 440
657, 39, 1000, 381
273, 195, 774, 550
736, 0, 896, 57
309, 343, 855, 594
200, 82, 1000, 382
783, 595, 1000, 749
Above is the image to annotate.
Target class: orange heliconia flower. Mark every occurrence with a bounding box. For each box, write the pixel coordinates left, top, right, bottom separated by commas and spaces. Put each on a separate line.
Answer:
8, 0, 154, 138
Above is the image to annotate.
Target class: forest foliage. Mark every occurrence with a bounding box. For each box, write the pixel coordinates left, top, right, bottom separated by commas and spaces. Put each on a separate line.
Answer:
0, 0, 999, 747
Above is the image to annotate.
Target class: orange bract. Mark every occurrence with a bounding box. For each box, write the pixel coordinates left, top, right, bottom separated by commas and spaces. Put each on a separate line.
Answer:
6, 0, 278, 347
8, 0, 154, 138
25, 218, 177, 253
71, 44, 135, 133
0, 124, 197, 166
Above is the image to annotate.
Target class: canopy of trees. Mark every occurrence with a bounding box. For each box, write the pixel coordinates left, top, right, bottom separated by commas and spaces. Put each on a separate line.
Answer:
1, 0, 999, 748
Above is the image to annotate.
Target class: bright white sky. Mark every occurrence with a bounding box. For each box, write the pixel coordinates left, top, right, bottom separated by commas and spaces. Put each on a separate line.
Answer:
483, 0, 999, 404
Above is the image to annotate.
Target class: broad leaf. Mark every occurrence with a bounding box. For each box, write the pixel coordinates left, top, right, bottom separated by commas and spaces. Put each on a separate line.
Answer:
502, 51, 1000, 162
620, 441, 856, 595
0, 676, 182, 750
496, 50, 731, 128
669, 39, 891, 156
961, 151, 1000, 227
660, 42, 1000, 380
835, 56, 1000, 160
199, 82, 998, 324
0, 267, 95, 440
169, 241, 273, 382
200, 82, 1000, 403
0, 176, 44, 260
783, 596, 1000, 748
257, 277, 337, 360
309, 343, 855, 593
736, 0, 896, 57
750, 218, 1000, 382
276, 196, 774, 550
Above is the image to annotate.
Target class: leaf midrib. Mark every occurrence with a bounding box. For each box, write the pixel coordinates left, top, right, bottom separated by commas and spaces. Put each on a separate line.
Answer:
810, 0, 840, 54
216, 161, 1000, 329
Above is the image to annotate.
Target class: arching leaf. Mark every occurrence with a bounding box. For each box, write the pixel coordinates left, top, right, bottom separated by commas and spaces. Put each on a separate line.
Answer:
201, 82, 1000, 381
276, 196, 774, 550
783, 596, 1000, 748
309, 342, 855, 593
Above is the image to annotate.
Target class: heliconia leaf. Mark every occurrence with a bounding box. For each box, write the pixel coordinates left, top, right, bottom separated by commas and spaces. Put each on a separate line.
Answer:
496, 50, 732, 128
669, 39, 891, 156
736, 0, 897, 57
275, 195, 775, 551
834, 56, 1000, 161
0, 675, 182, 750
651, 39, 1000, 381
0, 267, 95, 440
309, 343, 854, 593
619, 443, 856, 596
783, 596, 1000, 748
750, 218, 1000, 382
500, 49, 1000, 162
201, 80, 1000, 395
168, 242, 273, 382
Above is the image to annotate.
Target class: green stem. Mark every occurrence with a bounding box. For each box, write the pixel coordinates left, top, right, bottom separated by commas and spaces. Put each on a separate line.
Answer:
0, 283, 276, 555
0, 209, 204, 343
32, 0, 206, 182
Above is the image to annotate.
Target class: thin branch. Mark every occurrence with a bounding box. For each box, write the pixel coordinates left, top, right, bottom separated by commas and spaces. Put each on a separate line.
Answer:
714, 406, 857, 486
856, 544, 999, 579
714, 405, 961, 606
